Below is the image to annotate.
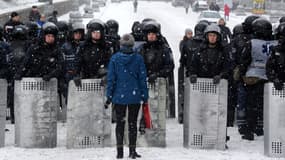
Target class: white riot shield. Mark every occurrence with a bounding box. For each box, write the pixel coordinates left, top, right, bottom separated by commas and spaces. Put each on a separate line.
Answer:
184, 78, 228, 150
14, 78, 58, 148
124, 78, 167, 147
264, 83, 285, 158
0, 79, 7, 147
66, 79, 111, 149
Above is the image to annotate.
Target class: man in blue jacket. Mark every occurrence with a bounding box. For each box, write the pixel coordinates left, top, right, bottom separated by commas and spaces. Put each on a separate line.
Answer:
105, 34, 148, 159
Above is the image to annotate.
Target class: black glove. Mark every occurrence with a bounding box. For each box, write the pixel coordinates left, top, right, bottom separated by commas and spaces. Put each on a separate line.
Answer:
73, 77, 82, 87
104, 99, 111, 109
14, 74, 22, 80
190, 74, 197, 83
213, 75, 221, 84
43, 75, 51, 81
148, 73, 157, 83
273, 79, 283, 90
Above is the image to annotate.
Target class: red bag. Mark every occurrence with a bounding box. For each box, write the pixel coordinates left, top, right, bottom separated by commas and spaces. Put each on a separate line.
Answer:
142, 103, 152, 129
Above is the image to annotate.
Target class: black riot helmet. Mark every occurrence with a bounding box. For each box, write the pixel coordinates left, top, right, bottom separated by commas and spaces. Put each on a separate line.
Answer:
279, 16, 285, 23
86, 19, 106, 40
70, 22, 85, 41
56, 21, 69, 40
252, 18, 272, 40
131, 21, 144, 41
26, 21, 39, 39
42, 22, 58, 36
87, 19, 105, 32
142, 21, 161, 34
204, 24, 221, 44
194, 21, 208, 40
242, 15, 260, 34
233, 24, 244, 37
11, 25, 28, 40
106, 19, 119, 34
275, 22, 285, 43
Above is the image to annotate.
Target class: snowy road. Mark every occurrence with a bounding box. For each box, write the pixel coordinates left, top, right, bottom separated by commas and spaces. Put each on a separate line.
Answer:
0, 1, 276, 160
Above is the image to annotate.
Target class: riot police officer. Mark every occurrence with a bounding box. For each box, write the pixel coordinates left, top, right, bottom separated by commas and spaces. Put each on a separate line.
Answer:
74, 19, 112, 86
239, 18, 277, 140
188, 24, 229, 84
266, 22, 285, 90
233, 15, 260, 135
140, 21, 174, 84
106, 19, 120, 54
7, 25, 29, 124
61, 23, 85, 102
16, 22, 63, 81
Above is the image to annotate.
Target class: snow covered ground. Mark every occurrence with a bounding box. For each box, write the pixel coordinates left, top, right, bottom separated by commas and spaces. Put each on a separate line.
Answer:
0, 1, 279, 160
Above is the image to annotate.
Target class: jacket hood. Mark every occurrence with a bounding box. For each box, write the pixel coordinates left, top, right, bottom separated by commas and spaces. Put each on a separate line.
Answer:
115, 50, 135, 66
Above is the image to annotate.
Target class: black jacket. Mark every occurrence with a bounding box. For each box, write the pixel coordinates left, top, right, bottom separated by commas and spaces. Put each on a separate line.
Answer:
140, 39, 174, 77
19, 41, 63, 78
266, 45, 285, 82
76, 39, 112, 78
4, 20, 24, 41
0, 41, 11, 79
189, 42, 229, 78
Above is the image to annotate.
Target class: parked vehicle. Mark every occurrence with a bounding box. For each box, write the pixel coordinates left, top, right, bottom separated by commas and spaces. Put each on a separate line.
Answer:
171, 0, 185, 7
192, 0, 209, 12
197, 10, 222, 24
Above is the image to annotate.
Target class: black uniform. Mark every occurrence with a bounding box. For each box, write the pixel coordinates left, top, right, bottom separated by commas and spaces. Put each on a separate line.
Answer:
266, 22, 285, 89
239, 18, 276, 141
76, 20, 112, 80
4, 20, 24, 42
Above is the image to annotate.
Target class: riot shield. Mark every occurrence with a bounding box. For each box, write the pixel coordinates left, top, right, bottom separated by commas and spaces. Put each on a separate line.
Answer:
264, 83, 285, 158
125, 78, 167, 147
66, 79, 111, 149
184, 78, 228, 150
14, 78, 58, 148
0, 79, 7, 147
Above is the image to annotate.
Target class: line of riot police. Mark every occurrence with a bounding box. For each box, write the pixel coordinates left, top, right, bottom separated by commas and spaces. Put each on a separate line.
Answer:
0, 14, 175, 129
178, 16, 285, 142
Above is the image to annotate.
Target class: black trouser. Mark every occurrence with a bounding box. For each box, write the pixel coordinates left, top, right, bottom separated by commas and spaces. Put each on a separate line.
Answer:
7, 81, 14, 123
115, 104, 140, 148
245, 82, 264, 133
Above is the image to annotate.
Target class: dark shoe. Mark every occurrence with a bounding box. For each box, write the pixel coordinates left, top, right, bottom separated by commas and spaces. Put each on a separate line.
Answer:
238, 126, 247, 135
225, 144, 229, 149
226, 136, 230, 141
116, 147, 123, 159
242, 132, 254, 141
129, 151, 141, 159
255, 129, 264, 136
129, 148, 141, 159
5, 128, 9, 132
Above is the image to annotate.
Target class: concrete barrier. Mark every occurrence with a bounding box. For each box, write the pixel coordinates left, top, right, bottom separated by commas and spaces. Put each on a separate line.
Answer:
0, 0, 84, 24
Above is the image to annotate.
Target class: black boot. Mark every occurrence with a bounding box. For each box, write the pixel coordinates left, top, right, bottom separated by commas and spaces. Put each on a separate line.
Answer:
254, 128, 264, 136
242, 132, 254, 141
129, 147, 141, 159
116, 147, 123, 159
238, 125, 247, 135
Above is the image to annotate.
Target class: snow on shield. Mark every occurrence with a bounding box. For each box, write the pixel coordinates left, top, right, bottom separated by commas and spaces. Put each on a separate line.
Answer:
0, 79, 7, 148
14, 78, 58, 148
184, 78, 228, 150
66, 79, 111, 149
264, 83, 285, 158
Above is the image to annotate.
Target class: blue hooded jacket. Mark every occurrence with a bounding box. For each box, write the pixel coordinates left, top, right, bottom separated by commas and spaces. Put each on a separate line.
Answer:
106, 47, 148, 105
